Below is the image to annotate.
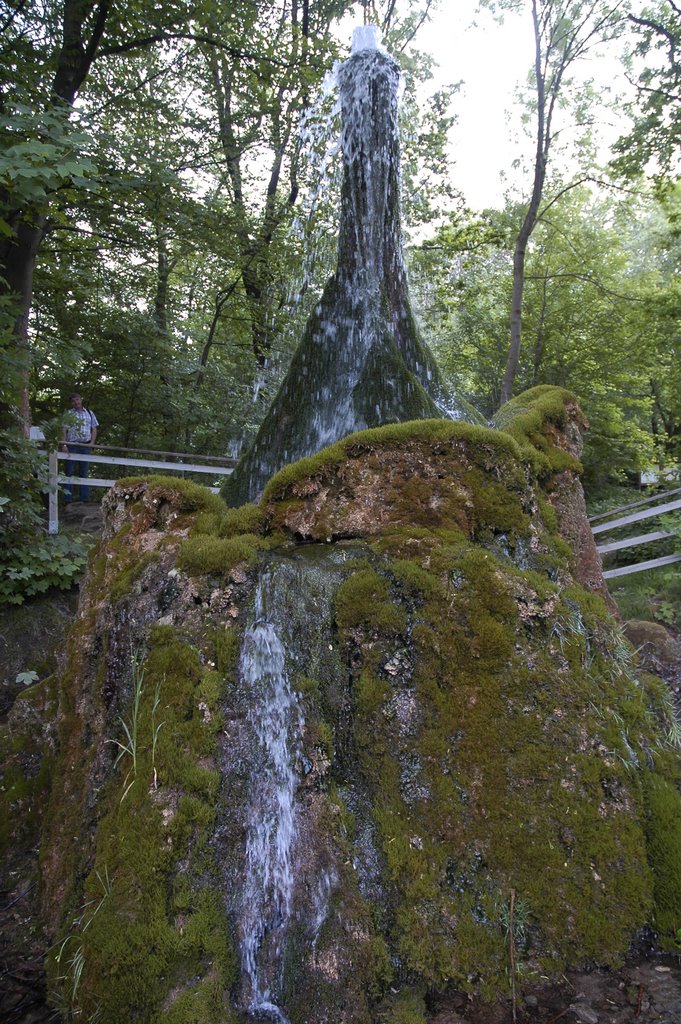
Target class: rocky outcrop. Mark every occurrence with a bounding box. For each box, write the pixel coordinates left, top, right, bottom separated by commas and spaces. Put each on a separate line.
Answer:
3, 388, 681, 1024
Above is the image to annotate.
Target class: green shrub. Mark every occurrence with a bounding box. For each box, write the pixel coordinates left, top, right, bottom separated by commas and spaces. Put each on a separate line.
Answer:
0, 531, 90, 605
0, 426, 86, 605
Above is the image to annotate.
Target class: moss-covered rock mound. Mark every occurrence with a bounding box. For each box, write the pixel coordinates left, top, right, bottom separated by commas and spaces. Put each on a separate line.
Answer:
3, 387, 681, 1024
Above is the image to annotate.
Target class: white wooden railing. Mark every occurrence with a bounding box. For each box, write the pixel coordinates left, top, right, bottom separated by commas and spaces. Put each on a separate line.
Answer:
589, 486, 681, 579
38, 445, 234, 535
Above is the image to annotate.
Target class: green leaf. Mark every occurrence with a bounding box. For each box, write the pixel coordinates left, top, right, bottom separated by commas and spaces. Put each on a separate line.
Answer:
16, 670, 39, 685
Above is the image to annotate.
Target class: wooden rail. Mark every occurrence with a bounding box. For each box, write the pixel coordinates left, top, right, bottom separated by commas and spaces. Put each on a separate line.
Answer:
589, 486, 681, 579
39, 447, 234, 535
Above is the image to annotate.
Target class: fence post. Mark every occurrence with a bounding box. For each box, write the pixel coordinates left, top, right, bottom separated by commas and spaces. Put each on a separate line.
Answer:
48, 449, 59, 535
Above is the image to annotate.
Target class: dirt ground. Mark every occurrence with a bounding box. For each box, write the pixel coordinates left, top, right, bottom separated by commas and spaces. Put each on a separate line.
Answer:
428, 956, 681, 1023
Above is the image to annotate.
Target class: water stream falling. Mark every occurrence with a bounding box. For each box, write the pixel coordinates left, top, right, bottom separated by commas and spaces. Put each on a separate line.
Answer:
231, 548, 355, 1022
238, 570, 303, 1023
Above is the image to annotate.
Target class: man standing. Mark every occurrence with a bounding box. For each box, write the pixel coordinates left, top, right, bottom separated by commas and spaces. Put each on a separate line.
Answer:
61, 392, 98, 502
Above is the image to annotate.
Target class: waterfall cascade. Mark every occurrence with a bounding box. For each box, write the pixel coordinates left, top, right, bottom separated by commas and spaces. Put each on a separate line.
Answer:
239, 571, 302, 1022
222, 550, 353, 1022
11, 23, 681, 1024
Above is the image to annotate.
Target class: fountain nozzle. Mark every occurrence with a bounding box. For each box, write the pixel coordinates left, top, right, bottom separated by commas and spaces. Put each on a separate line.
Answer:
351, 24, 386, 54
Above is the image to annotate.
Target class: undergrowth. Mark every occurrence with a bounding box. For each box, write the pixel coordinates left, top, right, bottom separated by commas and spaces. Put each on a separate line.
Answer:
0, 530, 92, 605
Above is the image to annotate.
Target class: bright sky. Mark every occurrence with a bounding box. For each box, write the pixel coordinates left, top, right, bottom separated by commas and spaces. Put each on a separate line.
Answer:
400, 1, 629, 210
416, 2, 534, 209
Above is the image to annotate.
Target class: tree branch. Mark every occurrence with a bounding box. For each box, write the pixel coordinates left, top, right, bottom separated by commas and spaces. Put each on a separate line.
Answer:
628, 12, 677, 61
98, 32, 323, 70
397, 0, 435, 52
524, 270, 646, 302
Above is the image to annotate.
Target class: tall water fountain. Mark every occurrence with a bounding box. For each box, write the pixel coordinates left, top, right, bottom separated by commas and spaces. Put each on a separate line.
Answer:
16, 24, 681, 1024
225, 26, 481, 506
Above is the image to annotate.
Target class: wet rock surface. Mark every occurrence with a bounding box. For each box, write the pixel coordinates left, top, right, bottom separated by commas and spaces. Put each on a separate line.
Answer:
3, 392, 681, 1023
428, 959, 681, 1023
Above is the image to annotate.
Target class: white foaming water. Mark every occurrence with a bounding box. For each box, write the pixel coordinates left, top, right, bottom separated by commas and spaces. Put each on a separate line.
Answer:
239, 572, 303, 1023
290, 64, 342, 303
351, 24, 386, 54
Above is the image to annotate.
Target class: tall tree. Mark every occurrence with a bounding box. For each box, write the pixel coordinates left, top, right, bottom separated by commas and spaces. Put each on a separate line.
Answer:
410, 184, 676, 483
486, 0, 625, 406
0, 0, 300, 428
0, 1, 112, 428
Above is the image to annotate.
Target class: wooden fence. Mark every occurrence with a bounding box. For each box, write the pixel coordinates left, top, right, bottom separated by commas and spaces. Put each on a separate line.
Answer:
39, 445, 234, 535
589, 486, 681, 579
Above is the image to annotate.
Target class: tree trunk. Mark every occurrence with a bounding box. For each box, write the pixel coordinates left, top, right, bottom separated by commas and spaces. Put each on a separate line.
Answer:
154, 226, 177, 447
0, 0, 110, 429
0, 217, 45, 432
532, 270, 550, 384
499, 0, 549, 408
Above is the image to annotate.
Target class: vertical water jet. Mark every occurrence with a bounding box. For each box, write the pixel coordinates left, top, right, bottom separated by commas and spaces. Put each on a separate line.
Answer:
225, 26, 481, 506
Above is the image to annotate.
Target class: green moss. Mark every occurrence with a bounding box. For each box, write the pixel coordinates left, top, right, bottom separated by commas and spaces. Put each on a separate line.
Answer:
308, 718, 334, 759
389, 558, 444, 602
493, 385, 582, 477
293, 674, 320, 695
263, 418, 522, 503
177, 533, 266, 577
261, 387, 583, 512
191, 511, 222, 536
47, 630, 239, 1022
110, 550, 159, 601
0, 734, 53, 859
116, 475, 226, 515
328, 529, 668, 998
193, 502, 267, 539
198, 670, 223, 709
464, 466, 530, 537
378, 987, 427, 1024
355, 669, 390, 726
335, 568, 406, 634
216, 502, 266, 537
494, 384, 573, 430
642, 771, 681, 947
214, 628, 240, 675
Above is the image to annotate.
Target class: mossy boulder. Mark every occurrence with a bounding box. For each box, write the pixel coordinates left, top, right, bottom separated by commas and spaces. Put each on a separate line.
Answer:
5, 387, 681, 1022
624, 619, 681, 688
